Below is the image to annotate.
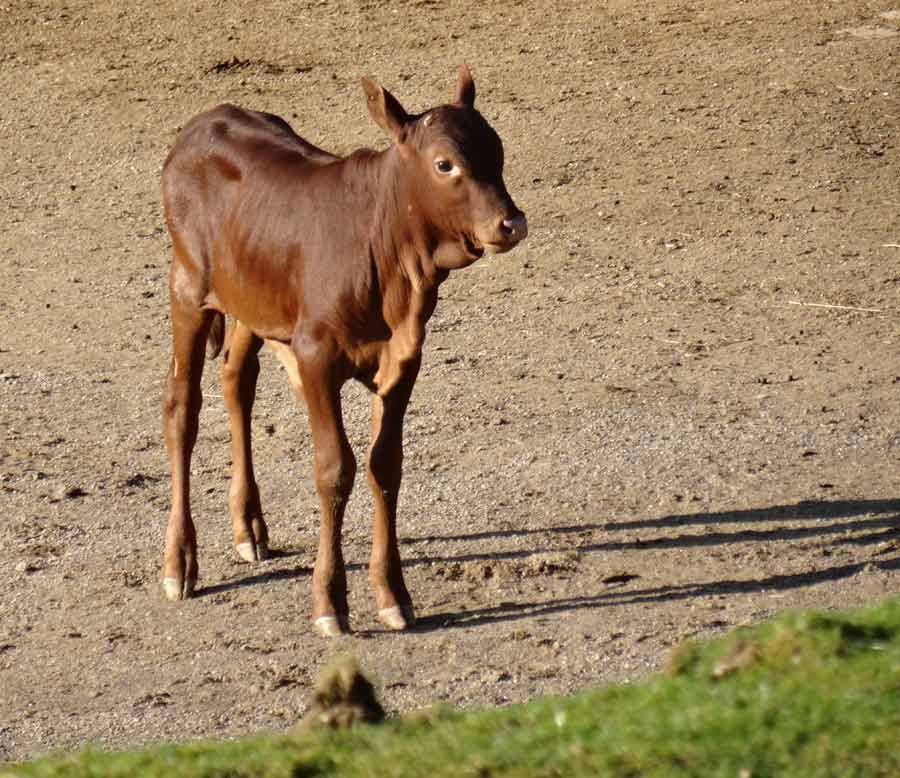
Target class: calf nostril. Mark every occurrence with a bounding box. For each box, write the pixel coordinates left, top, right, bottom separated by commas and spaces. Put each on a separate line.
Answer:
501, 214, 527, 240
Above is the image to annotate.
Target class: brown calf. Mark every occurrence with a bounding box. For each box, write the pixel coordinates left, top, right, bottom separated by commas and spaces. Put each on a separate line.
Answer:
160, 66, 527, 636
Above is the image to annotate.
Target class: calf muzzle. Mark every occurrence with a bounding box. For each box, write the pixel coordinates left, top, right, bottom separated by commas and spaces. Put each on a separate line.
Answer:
484, 209, 528, 254
500, 212, 528, 243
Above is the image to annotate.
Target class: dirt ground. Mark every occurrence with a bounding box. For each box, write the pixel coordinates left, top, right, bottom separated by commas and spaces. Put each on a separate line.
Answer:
2, 0, 899, 763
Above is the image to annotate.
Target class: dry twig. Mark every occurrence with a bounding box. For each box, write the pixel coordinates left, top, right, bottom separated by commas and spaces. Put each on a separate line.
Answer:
788, 301, 882, 313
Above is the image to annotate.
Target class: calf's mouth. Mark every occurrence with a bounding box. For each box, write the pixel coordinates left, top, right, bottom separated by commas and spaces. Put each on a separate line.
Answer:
462, 233, 485, 260
483, 238, 521, 254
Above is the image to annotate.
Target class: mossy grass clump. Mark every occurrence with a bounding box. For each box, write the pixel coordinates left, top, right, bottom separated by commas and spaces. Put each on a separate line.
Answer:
298, 655, 385, 731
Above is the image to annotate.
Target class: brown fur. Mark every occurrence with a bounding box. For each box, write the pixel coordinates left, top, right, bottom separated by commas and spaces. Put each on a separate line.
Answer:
159, 66, 527, 632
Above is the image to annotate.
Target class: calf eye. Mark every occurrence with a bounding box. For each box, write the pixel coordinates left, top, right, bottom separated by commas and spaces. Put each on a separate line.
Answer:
434, 159, 455, 175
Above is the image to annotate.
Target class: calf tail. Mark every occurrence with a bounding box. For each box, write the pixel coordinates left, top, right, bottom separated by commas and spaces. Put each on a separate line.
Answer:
207, 312, 226, 359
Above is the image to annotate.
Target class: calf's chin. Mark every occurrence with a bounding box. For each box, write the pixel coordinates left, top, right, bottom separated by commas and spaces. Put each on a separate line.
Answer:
433, 240, 483, 270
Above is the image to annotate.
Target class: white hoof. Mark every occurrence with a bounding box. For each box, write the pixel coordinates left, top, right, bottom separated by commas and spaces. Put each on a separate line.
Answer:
163, 576, 194, 600
236, 541, 268, 563
313, 616, 344, 638
378, 606, 412, 631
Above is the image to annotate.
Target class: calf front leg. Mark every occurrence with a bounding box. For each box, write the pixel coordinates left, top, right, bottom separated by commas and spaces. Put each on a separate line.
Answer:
367, 360, 419, 630
221, 320, 269, 562
296, 339, 356, 637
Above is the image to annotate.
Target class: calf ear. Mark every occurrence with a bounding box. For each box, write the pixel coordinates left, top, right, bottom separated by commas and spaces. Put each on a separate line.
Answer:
454, 63, 476, 107
362, 78, 409, 143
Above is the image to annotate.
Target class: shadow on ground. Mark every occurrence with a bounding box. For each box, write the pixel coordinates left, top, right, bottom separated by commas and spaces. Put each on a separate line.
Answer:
415, 554, 900, 632
200, 498, 900, 609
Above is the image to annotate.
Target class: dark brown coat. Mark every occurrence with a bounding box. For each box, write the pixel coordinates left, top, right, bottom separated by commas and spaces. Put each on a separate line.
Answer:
160, 66, 527, 635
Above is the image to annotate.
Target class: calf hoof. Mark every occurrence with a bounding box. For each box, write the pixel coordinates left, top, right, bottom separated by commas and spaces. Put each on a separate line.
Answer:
313, 615, 348, 638
163, 576, 196, 601
378, 605, 415, 631
236, 540, 269, 563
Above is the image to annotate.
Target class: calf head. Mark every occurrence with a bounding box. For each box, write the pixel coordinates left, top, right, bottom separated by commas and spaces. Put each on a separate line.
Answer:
362, 65, 528, 270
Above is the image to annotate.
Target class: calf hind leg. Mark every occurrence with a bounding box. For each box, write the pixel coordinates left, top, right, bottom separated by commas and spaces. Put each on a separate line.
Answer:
221, 320, 269, 562
162, 297, 214, 600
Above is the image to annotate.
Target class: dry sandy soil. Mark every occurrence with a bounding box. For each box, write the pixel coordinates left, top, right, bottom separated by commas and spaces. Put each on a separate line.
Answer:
2, 0, 900, 764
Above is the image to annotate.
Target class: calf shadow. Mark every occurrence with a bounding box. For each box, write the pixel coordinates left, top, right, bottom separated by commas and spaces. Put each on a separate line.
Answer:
413, 553, 900, 633
197, 564, 313, 597
404, 498, 900, 545
195, 547, 311, 598
195, 496, 900, 600
400, 497, 900, 568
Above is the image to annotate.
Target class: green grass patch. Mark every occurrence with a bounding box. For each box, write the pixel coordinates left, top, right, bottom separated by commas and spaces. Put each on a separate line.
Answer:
8, 598, 900, 778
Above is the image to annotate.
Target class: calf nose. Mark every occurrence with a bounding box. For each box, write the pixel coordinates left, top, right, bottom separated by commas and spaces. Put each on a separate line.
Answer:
500, 212, 528, 242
